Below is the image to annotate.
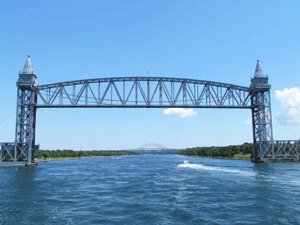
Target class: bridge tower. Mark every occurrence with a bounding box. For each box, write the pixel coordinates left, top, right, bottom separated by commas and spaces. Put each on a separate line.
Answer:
15, 54, 38, 164
250, 60, 274, 161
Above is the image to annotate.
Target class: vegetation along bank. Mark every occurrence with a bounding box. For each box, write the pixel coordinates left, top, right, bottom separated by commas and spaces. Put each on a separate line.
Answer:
180, 143, 255, 160
34, 143, 255, 162
34, 150, 136, 161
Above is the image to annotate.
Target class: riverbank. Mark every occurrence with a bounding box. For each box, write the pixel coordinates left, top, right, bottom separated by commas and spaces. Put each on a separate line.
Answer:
35, 155, 109, 163
0, 155, 130, 165
0, 161, 26, 165
180, 143, 255, 160
34, 149, 136, 160
183, 153, 252, 160
0, 156, 106, 165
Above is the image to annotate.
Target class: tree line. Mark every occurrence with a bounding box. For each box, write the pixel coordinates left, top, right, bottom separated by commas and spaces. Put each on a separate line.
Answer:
34, 149, 136, 159
180, 142, 255, 160
34, 143, 255, 160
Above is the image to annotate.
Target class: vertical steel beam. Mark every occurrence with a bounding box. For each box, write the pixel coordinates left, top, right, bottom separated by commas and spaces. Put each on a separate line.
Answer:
159, 80, 162, 105
15, 88, 37, 163
135, 80, 138, 105
15, 55, 38, 164
0, 144, 2, 162
250, 60, 273, 161
251, 91, 274, 160
147, 79, 150, 106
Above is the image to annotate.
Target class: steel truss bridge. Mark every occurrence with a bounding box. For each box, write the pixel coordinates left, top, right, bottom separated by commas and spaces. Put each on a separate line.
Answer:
1, 55, 299, 164
36, 77, 251, 108
136, 143, 169, 151
130, 143, 184, 154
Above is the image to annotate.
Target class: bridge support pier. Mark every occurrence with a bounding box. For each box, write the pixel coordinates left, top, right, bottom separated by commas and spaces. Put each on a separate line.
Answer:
250, 60, 274, 162
251, 90, 274, 161
15, 88, 37, 163
14, 55, 38, 164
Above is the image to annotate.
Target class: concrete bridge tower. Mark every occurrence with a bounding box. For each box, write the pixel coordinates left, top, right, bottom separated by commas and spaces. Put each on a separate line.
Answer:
250, 59, 274, 161
15, 54, 38, 164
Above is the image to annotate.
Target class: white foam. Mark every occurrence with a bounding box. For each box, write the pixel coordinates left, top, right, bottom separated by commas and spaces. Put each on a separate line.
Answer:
178, 162, 256, 176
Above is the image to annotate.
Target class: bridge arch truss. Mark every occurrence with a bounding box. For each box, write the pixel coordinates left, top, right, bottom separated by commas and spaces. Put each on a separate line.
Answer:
136, 143, 168, 151
36, 77, 252, 109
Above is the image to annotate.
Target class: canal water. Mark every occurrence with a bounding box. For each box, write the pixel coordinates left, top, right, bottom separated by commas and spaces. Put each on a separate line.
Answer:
1, 155, 300, 225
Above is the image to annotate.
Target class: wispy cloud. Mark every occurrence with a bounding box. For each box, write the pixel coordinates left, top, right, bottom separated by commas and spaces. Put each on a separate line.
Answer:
274, 87, 300, 124
163, 108, 197, 118
244, 118, 252, 125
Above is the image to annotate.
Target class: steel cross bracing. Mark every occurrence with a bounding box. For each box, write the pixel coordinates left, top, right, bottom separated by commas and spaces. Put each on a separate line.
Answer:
36, 77, 252, 108
0, 143, 15, 162
251, 90, 274, 159
251, 140, 300, 160
272, 140, 300, 159
14, 88, 37, 163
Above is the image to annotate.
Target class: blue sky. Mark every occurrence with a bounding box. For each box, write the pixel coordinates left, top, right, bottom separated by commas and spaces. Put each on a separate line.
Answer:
1, 0, 300, 150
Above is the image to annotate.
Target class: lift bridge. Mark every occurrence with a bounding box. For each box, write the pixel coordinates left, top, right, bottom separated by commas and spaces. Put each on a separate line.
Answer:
1, 55, 299, 165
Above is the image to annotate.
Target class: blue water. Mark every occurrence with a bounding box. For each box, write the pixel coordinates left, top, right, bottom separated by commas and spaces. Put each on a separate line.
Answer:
1, 155, 300, 225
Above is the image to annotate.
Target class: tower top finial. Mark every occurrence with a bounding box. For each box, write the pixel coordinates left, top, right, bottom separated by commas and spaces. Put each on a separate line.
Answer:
254, 58, 264, 77
22, 54, 34, 74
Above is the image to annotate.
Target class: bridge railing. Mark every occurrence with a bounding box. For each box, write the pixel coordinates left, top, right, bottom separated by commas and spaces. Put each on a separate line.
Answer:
36, 77, 252, 108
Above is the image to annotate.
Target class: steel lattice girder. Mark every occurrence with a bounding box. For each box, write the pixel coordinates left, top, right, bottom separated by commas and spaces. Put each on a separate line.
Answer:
14, 88, 37, 163
273, 140, 300, 159
36, 77, 252, 108
251, 91, 274, 159
0, 143, 15, 162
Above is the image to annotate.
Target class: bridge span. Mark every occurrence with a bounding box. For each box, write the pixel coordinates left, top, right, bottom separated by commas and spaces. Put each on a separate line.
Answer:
1, 55, 299, 165
129, 143, 184, 154
36, 77, 251, 108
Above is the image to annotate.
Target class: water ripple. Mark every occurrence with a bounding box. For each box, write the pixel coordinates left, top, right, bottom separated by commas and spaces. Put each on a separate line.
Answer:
1, 155, 300, 224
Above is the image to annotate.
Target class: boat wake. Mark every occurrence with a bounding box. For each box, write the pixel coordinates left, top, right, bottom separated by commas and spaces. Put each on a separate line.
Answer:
178, 161, 256, 176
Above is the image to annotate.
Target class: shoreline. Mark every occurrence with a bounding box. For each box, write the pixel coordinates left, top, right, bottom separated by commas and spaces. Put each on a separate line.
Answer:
180, 155, 252, 160
0, 155, 117, 165
35, 155, 110, 163
0, 154, 252, 165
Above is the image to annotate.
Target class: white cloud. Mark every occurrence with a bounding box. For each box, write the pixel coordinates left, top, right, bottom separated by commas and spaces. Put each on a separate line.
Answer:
244, 118, 252, 125
274, 87, 300, 124
163, 108, 198, 118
